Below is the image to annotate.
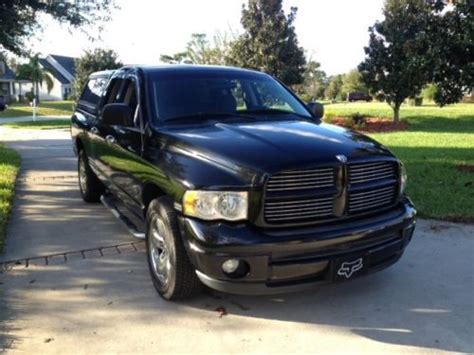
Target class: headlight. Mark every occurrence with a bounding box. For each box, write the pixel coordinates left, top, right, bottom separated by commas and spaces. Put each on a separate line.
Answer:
400, 163, 407, 195
183, 191, 248, 221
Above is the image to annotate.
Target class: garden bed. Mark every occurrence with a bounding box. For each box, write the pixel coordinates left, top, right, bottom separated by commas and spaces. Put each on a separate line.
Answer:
328, 116, 409, 133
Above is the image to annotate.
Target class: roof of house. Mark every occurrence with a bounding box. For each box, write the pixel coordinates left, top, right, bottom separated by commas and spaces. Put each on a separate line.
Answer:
39, 58, 70, 84
50, 54, 76, 77
0, 63, 16, 81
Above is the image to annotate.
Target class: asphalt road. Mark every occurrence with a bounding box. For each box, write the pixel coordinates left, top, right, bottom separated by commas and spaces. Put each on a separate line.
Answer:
0, 128, 473, 354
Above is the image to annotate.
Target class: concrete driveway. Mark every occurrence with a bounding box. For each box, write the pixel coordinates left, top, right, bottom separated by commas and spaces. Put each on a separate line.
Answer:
0, 127, 473, 354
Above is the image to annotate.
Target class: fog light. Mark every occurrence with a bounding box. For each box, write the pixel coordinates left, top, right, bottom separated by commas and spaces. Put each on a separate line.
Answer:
222, 259, 240, 274
222, 259, 250, 278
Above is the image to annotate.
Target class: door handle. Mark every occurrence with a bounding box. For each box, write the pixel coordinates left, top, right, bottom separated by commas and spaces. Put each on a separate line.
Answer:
105, 135, 116, 144
90, 126, 99, 134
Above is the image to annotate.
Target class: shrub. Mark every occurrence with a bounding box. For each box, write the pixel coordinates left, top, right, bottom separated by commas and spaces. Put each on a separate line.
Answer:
421, 84, 438, 102
323, 111, 335, 123
351, 112, 366, 125
408, 97, 423, 106
24, 91, 34, 102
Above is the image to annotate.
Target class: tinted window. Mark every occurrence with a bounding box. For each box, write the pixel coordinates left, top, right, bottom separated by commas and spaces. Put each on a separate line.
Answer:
79, 77, 108, 106
103, 78, 124, 104
121, 79, 140, 127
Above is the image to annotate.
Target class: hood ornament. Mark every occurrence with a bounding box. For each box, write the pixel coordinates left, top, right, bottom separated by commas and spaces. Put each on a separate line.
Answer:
336, 154, 347, 163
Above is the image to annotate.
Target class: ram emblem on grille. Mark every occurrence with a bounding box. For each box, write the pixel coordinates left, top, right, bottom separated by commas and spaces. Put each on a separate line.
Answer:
336, 154, 347, 163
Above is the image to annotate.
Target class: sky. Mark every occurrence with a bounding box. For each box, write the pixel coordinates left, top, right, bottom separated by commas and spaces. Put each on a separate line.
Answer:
30, 0, 385, 76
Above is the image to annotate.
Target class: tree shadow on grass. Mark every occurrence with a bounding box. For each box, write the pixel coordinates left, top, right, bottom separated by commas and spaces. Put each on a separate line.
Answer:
402, 114, 474, 133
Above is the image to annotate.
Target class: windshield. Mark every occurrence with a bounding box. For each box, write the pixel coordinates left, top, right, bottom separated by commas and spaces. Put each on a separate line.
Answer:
147, 70, 312, 122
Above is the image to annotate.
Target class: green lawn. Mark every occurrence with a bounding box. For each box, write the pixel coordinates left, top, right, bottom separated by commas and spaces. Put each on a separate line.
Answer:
325, 102, 474, 222
4, 119, 70, 130
0, 101, 74, 118
0, 145, 21, 251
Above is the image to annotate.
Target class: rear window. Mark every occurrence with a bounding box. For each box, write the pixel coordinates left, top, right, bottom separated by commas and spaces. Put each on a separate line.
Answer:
79, 77, 109, 107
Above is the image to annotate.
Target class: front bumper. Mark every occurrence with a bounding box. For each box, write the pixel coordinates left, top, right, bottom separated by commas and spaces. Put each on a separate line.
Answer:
178, 199, 416, 295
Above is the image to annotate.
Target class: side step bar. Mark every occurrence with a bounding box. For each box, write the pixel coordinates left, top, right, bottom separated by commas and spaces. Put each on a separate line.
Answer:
100, 195, 145, 239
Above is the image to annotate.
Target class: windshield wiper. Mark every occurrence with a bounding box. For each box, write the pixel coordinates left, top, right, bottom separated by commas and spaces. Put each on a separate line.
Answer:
165, 112, 254, 123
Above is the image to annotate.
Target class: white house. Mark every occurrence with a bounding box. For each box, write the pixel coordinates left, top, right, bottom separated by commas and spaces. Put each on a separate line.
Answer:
1, 54, 77, 103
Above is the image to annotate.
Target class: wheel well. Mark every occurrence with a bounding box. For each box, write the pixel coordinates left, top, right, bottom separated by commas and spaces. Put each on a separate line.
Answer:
142, 183, 166, 216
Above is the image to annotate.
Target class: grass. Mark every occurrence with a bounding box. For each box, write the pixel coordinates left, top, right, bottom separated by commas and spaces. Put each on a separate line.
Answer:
0, 101, 74, 118
0, 145, 21, 251
3, 119, 70, 130
325, 102, 474, 222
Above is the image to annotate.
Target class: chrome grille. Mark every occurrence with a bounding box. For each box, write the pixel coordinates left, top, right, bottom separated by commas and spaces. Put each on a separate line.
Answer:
348, 185, 396, 213
266, 167, 335, 192
264, 196, 334, 223
349, 161, 396, 184
262, 161, 399, 225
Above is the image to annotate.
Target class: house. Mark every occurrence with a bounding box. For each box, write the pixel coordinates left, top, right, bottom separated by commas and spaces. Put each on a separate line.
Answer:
38, 54, 77, 100
0, 60, 16, 103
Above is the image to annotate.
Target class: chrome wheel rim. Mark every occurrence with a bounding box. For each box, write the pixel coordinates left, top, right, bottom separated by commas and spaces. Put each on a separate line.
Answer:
79, 157, 87, 193
149, 217, 171, 286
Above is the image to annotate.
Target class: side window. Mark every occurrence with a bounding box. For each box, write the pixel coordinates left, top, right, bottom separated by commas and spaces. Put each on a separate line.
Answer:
79, 77, 108, 107
121, 79, 140, 127
103, 78, 124, 105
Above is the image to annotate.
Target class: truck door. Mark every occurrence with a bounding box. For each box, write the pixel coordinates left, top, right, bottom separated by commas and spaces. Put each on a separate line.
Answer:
96, 73, 145, 217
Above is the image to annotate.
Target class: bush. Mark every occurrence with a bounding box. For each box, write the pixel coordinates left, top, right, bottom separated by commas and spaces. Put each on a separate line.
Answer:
24, 91, 34, 103
408, 97, 423, 106
351, 112, 366, 125
421, 84, 438, 102
323, 112, 336, 123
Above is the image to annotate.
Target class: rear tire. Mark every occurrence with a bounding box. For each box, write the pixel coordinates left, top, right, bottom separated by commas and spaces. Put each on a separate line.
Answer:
78, 150, 104, 203
146, 197, 202, 300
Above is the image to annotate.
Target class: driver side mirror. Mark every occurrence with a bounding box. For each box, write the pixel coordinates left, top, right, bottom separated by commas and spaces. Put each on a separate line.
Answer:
0, 103, 6, 112
307, 101, 324, 120
101, 103, 133, 126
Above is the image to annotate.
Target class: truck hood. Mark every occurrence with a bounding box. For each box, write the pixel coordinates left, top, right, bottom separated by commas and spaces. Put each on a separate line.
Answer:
160, 119, 394, 174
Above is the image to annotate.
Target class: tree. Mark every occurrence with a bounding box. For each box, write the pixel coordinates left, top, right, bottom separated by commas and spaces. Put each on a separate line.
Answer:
0, 0, 115, 56
227, 0, 306, 86
421, 84, 439, 102
358, 0, 432, 122
15, 54, 54, 103
301, 60, 328, 100
325, 75, 344, 101
72, 49, 122, 99
341, 69, 367, 96
427, 0, 473, 106
160, 32, 233, 65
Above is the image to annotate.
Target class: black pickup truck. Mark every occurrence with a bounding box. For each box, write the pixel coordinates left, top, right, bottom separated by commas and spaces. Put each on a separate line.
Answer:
71, 65, 416, 300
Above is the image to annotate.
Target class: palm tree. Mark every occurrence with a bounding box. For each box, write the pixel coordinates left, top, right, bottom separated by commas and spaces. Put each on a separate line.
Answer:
16, 54, 54, 103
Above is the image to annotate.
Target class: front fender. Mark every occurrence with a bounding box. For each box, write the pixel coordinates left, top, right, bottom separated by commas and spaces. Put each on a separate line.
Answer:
144, 145, 256, 205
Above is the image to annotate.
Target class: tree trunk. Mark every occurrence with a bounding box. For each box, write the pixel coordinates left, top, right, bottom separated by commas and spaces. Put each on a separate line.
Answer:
34, 81, 40, 104
393, 103, 401, 123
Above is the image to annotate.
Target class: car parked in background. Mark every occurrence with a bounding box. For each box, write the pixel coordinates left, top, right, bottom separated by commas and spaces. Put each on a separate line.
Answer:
348, 91, 372, 102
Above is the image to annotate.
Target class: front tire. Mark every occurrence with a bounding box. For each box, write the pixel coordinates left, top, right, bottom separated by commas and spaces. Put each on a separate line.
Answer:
146, 197, 202, 300
78, 150, 104, 203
